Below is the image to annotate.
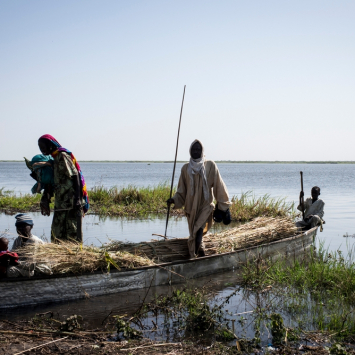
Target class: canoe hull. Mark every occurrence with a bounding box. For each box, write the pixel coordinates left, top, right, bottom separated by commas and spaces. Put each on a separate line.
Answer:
0, 228, 317, 309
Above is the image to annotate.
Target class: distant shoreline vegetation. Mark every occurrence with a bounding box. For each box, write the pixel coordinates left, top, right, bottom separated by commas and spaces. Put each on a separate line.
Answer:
1, 160, 355, 164
0, 186, 294, 220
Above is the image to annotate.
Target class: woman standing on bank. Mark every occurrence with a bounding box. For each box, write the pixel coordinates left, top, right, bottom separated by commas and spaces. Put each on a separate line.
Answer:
38, 134, 89, 242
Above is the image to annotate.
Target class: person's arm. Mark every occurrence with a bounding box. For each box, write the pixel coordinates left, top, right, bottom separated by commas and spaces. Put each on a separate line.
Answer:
40, 184, 53, 216
11, 237, 21, 252
314, 201, 325, 218
72, 174, 82, 210
297, 191, 304, 212
169, 167, 187, 209
62, 153, 82, 210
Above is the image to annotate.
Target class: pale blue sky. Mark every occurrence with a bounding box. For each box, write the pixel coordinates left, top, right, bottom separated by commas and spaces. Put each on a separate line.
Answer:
1, 1, 354, 161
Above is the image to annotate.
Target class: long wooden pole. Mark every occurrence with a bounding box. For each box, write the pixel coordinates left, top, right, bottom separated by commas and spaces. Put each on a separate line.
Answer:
164, 85, 186, 237
300, 171, 305, 220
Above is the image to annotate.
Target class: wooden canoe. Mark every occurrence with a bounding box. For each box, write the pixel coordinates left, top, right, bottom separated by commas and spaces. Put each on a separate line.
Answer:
0, 227, 317, 309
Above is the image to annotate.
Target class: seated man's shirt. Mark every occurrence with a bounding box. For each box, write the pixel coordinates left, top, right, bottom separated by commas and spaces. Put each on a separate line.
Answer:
11, 235, 44, 251
297, 198, 325, 219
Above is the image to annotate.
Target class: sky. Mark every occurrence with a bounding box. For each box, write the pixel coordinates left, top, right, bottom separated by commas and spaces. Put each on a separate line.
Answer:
1, 1, 354, 161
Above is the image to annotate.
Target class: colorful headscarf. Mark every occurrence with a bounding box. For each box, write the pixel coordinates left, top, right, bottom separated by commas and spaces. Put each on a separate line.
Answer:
39, 134, 90, 213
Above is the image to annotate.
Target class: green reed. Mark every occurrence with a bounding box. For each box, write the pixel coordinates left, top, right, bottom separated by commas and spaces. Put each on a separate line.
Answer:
230, 191, 295, 221
241, 241, 355, 341
0, 185, 294, 219
0, 188, 45, 213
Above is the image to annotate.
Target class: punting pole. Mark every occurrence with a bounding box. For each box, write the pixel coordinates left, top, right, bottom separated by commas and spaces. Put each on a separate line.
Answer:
164, 85, 186, 237
300, 171, 305, 220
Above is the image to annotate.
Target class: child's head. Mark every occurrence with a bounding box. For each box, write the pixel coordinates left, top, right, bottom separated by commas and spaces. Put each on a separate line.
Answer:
0, 237, 9, 251
311, 186, 321, 200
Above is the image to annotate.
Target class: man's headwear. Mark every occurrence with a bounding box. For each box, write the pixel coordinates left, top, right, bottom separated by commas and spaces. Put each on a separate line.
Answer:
15, 213, 34, 226
187, 139, 209, 201
39, 134, 90, 214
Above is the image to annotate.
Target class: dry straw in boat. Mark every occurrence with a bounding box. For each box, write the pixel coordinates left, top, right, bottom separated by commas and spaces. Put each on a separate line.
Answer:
17, 217, 297, 275
108, 216, 298, 262
18, 242, 154, 275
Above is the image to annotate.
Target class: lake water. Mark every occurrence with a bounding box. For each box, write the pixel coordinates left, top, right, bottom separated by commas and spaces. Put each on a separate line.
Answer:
1, 162, 354, 252
1, 162, 355, 342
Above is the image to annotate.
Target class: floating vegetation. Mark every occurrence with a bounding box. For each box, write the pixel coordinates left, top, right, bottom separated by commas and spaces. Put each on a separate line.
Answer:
0, 188, 43, 214
230, 191, 295, 221
0, 185, 294, 220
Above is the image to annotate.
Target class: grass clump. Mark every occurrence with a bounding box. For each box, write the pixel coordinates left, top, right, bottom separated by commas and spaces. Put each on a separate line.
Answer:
230, 191, 294, 221
0, 188, 46, 213
241, 242, 355, 342
88, 183, 177, 216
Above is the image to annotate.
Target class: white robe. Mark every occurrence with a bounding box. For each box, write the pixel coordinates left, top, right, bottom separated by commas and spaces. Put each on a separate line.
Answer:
297, 198, 324, 219
173, 160, 231, 258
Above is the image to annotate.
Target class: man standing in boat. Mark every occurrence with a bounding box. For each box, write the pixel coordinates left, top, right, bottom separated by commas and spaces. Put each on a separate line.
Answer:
167, 140, 231, 258
296, 186, 325, 231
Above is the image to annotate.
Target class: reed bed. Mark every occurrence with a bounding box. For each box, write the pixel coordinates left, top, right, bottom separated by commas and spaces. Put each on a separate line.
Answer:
230, 191, 294, 221
0, 185, 294, 220
0, 188, 43, 214
107, 217, 298, 263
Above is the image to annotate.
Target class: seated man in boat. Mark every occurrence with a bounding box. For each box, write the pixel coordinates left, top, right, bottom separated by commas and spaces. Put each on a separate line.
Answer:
7, 214, 51, 278
11, 214, 44, 251
296, 186, 325, 231
167, 139, 231, 258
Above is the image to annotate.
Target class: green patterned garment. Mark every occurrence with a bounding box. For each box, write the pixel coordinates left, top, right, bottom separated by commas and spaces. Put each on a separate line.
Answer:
51, 152, 83, 242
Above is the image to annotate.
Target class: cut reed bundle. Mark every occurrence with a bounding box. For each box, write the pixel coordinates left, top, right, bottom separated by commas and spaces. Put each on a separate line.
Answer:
203, 216, 298, 255
18, 242, 154, 275
17, 217, 297, 275
107, 217, 298, 262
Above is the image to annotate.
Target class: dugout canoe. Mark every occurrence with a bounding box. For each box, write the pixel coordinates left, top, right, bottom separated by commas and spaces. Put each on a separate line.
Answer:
0, 227, 317, 309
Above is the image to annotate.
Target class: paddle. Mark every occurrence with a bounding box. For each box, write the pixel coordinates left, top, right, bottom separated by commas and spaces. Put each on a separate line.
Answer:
164, 85, 186, 238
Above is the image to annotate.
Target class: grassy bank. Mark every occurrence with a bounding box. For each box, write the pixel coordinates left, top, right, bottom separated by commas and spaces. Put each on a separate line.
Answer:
0, 185, 294, 221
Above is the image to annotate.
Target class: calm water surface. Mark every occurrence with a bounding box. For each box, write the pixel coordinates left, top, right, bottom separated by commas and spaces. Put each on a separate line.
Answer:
1, 162, 354, 251
1, 162, 355, 338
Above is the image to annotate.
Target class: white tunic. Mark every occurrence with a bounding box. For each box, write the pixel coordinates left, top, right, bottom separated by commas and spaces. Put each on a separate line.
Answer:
297, 198, 325, 219
173, 160, 231, 257
11, 235, 44, 252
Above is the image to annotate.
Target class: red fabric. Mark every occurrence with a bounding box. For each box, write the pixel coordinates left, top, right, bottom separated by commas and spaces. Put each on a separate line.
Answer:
0, 251, 19, 264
